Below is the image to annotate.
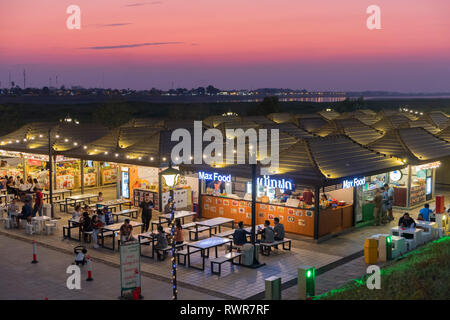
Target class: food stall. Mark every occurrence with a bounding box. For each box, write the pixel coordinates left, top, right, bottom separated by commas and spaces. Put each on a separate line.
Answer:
199, 171, 354, 238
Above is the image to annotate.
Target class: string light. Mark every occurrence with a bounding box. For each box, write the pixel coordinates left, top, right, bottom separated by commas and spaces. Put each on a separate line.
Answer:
115, 153, 119, 157
55, 135, 60, 138
150, 157, 154, 161
73, 142, 78, 146
83, 146, 87, 149
104, 151, 108, 155
39, 134, 43, 138
64, 138, 69, 142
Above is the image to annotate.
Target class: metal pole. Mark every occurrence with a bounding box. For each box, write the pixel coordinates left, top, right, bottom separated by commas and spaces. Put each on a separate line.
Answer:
251, 164, 257, 245
313, 186, 320, 240
197, 178, 202, 219
48, 129, 54, 218
80, 159, 84, 194
169, 188, 177, 300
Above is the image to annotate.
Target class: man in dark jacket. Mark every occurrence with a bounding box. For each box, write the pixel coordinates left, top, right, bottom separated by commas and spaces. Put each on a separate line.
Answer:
233, 221, 250, 246
273, 217, 285, 241
398, 212, 416, 229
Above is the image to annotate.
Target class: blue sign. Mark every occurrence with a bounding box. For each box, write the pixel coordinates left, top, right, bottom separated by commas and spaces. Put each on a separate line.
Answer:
257, 175, 293, 190
198, 172, 232, 182
342, 177, 365, 189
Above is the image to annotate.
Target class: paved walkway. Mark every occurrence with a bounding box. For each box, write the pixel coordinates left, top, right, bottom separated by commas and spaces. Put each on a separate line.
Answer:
0, 234, 219, 300
1, 186, 447, 300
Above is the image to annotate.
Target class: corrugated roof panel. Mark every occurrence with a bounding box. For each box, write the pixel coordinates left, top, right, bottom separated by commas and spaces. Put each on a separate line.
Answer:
399, 128, 450, 161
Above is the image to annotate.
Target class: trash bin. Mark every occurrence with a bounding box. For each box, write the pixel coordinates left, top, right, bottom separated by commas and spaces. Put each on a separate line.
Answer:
364, 238, 378, 264
242, 243, 254, 266
44, 204, 52, 217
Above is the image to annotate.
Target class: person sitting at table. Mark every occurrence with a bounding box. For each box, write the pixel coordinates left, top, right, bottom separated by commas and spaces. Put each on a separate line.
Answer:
164, 197, 175, 215
154, 225, 169, 260
32, 178, 41, 192
233, 221, 250, 247
6, 177, 16, 196
7, 198, 19, 218
174, 219, 184, 245
258, 220, 275, 243
17, 199, 33, 228
398, 212, 416, 229
417, 213, 425, 221
96, 209, 106, 225
91, 215, 103, 249
103, 206, 113, 225
119, 219, 135, 244
26, 176, 34, 192
419, 203, 433, 222
97, 192, 103, 202
80, 211, 93, 243
72, 205, 82, 219
273, 217, 285, 241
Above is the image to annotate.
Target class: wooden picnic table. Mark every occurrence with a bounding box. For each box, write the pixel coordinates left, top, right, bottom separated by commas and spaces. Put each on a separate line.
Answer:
64, 194, 97, 212
43, 189, 72, 201
186, 236, 232, 271
191, 217, 235, 241
96, 199, 133, 211
111, 208, 138, 222
157, 210, 196, 227
101, 221, 144, 251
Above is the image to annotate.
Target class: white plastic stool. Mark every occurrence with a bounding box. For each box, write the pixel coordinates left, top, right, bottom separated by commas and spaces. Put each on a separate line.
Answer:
44, 222, 56, 235
32, 221, 41, 234
391, 236, 406, 258
26, 223, 34, 235
405, 239, 416, 251
422, 231, 432, 243
3, 218, 12, 229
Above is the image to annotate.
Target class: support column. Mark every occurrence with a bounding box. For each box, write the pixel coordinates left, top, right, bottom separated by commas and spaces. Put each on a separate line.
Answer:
48, 129, 54, 219
313, 186, 320, 240
197, 178, 202, 219
80, 159, 84, 195
158, 169, 163, 212
251, 164, 257, 245
116, 165, 121, 199
407, 165, 412, 208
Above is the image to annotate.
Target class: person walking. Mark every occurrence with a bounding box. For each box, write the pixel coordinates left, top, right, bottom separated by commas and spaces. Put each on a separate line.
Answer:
32, 187, 44, 217
373, 188, 383, 226
384, 183, 395, 221
139, 194, 154, 232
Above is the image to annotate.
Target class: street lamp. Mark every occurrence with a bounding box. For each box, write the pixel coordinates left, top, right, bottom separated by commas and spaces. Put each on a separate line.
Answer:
160, 165, 181, 300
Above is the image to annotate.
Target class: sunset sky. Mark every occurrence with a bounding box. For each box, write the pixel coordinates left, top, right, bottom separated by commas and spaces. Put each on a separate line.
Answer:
1, 0, 449, 91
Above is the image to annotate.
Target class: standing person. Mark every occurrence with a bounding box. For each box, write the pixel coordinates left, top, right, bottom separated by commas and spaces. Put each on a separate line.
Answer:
373, 188, 383, 226
26, 176, 34, 192
80, 211, 92, 243
273, 217, 285, 241
32, 187, 44, 217
38, 168, 47, 189
119, 219, 134, 243
164, 197, 175, 215
384, 183, 394, 221
91, 215, 102, 249
32, 178, 41, 192
139, 194, 154, 232
302, 188, 314, 205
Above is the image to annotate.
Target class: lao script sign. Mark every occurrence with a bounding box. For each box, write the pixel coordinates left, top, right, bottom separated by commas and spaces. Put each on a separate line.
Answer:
120, 242, 141, 295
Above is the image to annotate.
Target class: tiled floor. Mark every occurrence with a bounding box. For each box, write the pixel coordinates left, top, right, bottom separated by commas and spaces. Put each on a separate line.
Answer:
1, 186, 448, 299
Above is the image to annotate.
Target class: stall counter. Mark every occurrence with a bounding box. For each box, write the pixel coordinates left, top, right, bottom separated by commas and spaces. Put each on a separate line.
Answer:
201, 195, 315, 237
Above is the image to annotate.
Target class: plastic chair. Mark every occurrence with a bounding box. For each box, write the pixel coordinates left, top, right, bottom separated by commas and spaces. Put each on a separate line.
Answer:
26, 223, 35, 235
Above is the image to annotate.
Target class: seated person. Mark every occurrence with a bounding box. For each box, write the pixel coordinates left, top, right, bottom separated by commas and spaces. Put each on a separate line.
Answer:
80, 212, 93, 242
96, 209, 106, 225
419, 203, 433, 222
233, 221, 250, 246
417, 213, 425, 221
174, 219, 184, 245
273, 217, 285, 241
75, 248, 88, 266
97, 192, 103, 202
155, 225, 169, 260
398, 212, 416, 229
258, 220, 275, 243
17, 200, 33, 228
119, 219, 135, 243
72, 205, 82, 219
7, 198, 19, 218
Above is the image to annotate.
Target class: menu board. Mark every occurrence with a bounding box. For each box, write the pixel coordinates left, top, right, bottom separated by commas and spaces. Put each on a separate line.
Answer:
119, 242, 141, 295
133, 189, 159, 210
102, 168, 117, 184
84, 172, 96, 187
162, 187, 191, 210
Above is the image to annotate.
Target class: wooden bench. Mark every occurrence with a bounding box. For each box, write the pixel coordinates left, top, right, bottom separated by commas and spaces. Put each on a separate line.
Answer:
210, 252, 242, 275
154, 243, 186, 261
259, 239, 292, 256
189, 226, 213, 241
177, 247, 201, 266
